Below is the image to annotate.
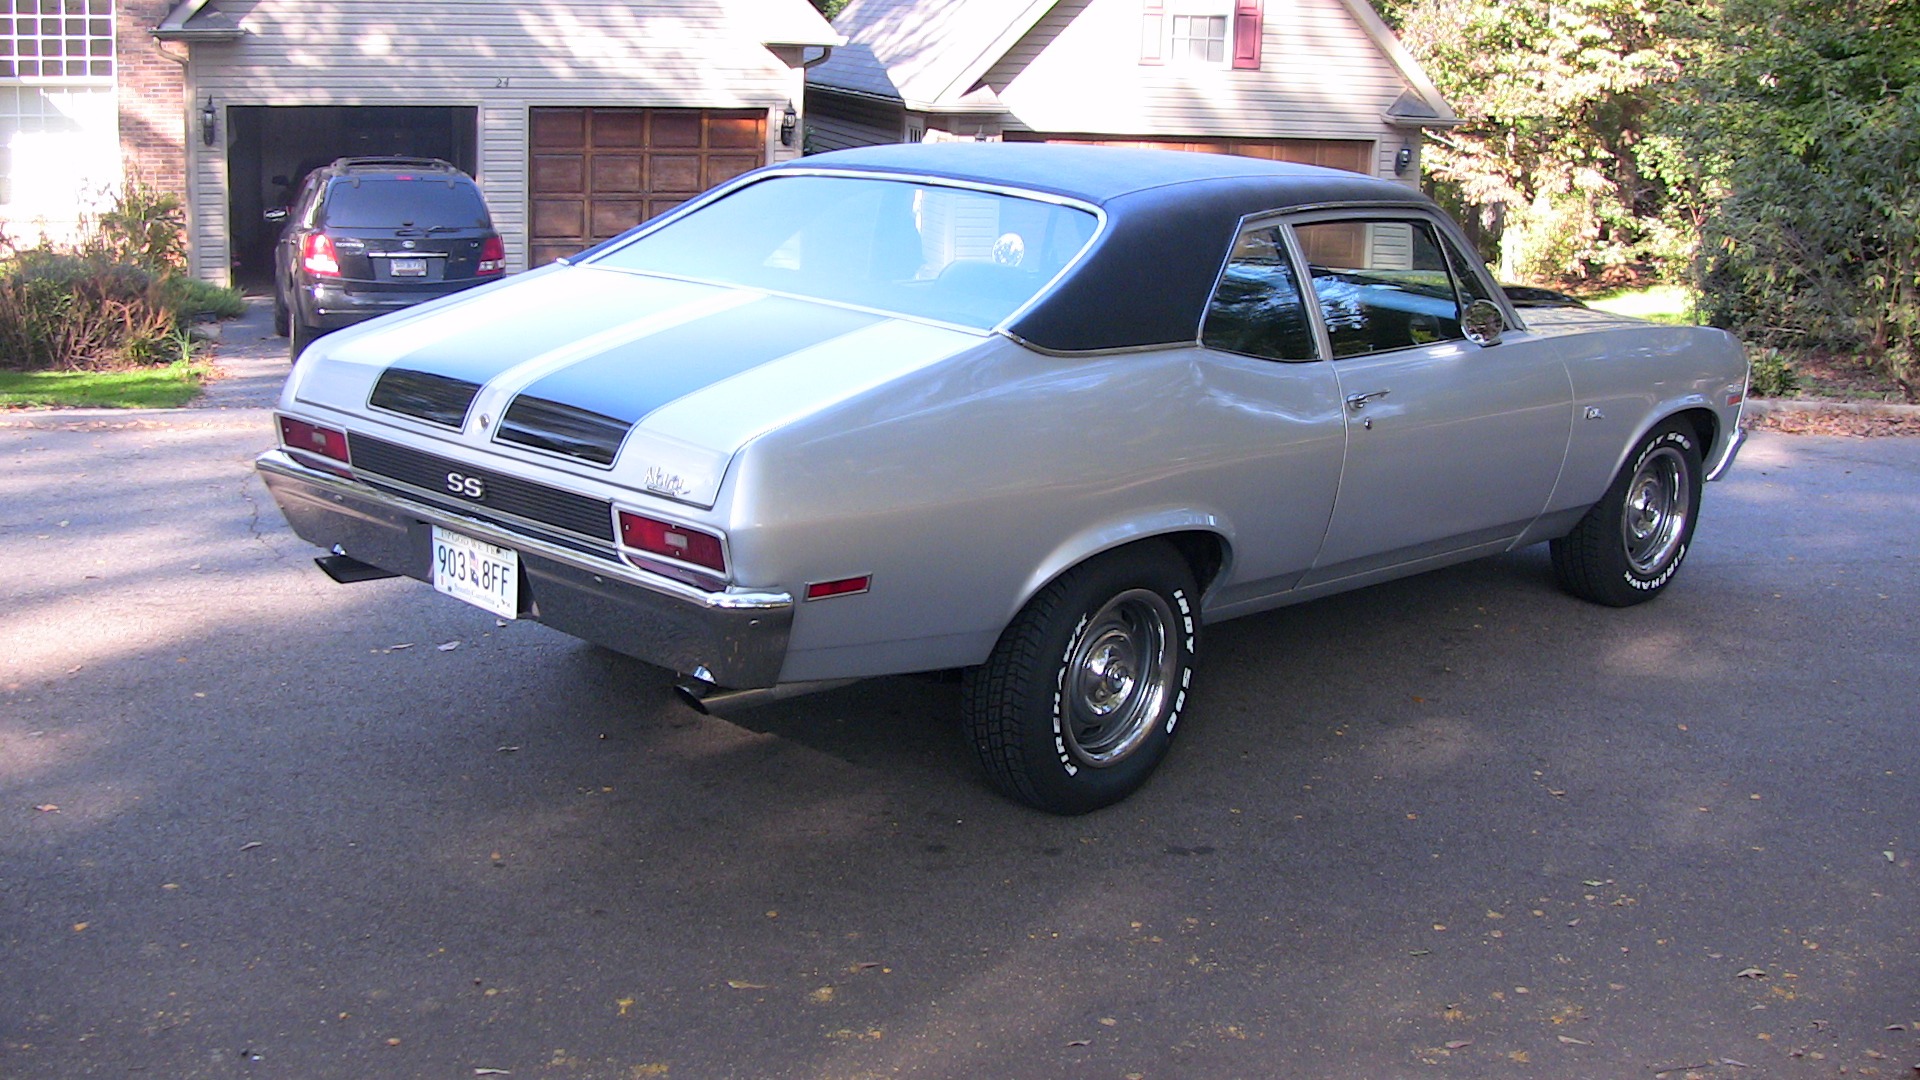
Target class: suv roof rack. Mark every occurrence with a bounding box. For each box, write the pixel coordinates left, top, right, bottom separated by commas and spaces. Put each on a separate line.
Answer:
329, 156, 460, 172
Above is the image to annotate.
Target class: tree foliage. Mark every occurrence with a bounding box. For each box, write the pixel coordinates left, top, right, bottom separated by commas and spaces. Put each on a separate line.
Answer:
1386, 0, 1688, 284
1674, 0, 1920, 394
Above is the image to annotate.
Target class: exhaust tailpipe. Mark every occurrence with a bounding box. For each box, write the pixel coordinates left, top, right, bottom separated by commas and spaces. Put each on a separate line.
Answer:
315, 553, 400, 584
674, 677, 860, 717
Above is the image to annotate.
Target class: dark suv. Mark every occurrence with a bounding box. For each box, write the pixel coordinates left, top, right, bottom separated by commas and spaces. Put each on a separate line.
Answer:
270, 157, 506, 358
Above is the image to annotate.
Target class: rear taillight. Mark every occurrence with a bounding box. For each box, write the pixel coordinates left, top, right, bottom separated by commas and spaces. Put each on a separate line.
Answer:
618, 510, 727, 581
278, 415, 350, 465
301, 233, 341, 277
478, 235, 506, 275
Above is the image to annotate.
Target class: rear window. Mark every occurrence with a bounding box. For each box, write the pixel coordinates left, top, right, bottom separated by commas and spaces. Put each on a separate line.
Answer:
320, 177, 492, 229
588, 174, 1100, 330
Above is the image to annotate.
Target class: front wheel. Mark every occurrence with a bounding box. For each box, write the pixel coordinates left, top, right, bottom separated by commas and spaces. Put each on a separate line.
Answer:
1552, 419, 1704, 606
962, 542, 1199, 814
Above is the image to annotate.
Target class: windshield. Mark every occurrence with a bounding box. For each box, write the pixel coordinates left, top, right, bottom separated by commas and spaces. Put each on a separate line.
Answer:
589, 174, 1100, 329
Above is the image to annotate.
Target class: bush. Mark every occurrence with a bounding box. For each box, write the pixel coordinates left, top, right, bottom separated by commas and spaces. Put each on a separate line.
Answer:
1746, 347, 1800, 398
0, 177, 243, 372
0, 249, 182, 371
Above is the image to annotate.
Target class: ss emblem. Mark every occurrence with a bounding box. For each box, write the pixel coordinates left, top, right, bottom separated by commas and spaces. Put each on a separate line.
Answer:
446, 472, 485, 499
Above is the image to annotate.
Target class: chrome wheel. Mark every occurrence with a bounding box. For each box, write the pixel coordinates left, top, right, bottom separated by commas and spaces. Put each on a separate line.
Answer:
1061, 588, 1178, 767
1621, 444, 1691, 575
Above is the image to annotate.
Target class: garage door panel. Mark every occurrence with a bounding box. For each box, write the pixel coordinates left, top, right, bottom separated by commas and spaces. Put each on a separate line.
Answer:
531, 109, 586, 149
596, 111, 647, 148
650, 155, 703, 194
528, 107, 766, 265
532, 199, 585, 241
708, 117, 763, 149
708, 155, 760, 187
591, 201, 646, 238
590, 156, 643, 193
532, 155, 584, 194
650, 112, 703, 147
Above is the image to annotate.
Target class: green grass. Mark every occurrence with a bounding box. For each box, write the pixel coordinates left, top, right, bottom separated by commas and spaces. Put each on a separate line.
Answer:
0, 360, 208, 409
1584, 285, 1696, 325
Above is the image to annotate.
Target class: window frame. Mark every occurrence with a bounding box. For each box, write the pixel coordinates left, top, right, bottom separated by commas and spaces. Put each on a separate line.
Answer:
1198, 206, 1518, 365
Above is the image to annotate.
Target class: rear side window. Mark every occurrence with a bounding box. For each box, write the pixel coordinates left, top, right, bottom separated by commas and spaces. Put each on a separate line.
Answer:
1202, 224, 1317, 362
321, 178, 492, 229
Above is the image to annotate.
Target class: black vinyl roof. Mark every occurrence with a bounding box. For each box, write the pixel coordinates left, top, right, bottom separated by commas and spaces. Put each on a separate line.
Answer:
784, 143, 1438, 352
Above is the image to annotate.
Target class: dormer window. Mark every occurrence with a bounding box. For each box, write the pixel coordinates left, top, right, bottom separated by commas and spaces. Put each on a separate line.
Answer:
1142, 0, 1263, 70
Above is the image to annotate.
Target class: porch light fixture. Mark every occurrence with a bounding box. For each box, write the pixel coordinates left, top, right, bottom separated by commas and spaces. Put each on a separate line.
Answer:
1394, 140, 1414, 176
779, 101, 798, 147
200, 96, 218, 147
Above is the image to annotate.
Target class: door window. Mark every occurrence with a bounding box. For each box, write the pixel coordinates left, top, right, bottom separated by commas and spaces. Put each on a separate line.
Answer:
1293, 219, 1471, 358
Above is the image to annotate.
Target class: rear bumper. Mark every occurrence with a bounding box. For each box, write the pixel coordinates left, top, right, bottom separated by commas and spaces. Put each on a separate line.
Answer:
303, 279, 490, 330
255, 449, 793, 688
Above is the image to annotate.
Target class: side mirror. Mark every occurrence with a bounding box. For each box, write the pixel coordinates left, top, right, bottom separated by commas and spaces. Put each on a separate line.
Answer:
263, 207, 289, 225
1462, 298, 1505, 347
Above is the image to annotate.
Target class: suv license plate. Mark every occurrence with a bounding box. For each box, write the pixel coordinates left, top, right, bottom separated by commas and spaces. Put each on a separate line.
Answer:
390, 257, 427, 277
432, 526, 518, 620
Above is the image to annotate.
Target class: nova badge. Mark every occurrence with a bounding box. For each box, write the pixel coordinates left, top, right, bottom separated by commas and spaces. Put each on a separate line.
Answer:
446, 472, 485, 500
643, 466, 687, 497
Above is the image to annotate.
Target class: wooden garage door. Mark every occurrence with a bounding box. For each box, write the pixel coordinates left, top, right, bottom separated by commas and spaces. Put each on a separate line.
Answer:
1006, 133, 1373, 175
529, 108, 766, 267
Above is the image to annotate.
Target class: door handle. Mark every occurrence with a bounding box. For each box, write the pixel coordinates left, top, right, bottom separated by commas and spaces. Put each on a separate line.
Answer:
1345, 390, 1391, 411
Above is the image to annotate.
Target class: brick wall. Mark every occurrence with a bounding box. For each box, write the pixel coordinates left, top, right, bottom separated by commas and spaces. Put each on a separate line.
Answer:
116, 0, 187, 198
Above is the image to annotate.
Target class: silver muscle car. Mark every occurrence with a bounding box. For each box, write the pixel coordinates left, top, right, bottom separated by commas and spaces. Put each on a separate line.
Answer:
257, 143, 1749, 814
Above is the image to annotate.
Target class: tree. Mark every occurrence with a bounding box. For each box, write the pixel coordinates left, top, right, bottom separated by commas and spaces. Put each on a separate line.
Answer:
1388, 0, 1687, 284
1675, 0, 1920, 396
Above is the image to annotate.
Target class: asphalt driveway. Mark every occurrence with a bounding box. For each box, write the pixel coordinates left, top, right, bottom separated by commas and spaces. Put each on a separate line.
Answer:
1, 389, 1915, 1078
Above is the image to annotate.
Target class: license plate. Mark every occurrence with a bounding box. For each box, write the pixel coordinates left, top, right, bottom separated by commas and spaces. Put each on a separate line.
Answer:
431, 526, 518, 620
390, 257, 427, 277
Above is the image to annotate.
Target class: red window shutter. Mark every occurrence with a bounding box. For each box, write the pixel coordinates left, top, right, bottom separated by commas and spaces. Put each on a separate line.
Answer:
1141, 0, 1165, 65
1232, 0, 1263, 69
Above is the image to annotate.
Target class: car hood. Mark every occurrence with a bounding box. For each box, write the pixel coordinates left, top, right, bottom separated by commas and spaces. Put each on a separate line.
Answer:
285, 264, 985, 508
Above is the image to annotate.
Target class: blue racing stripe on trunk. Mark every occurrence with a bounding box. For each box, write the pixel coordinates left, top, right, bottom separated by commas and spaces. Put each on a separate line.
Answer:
380, 274, 721, 387
511, 296, 883, 424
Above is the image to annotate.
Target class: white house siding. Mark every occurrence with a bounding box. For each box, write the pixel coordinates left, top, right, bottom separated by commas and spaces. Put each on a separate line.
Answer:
978, 0, 1414, 180
182, 0, 809, 280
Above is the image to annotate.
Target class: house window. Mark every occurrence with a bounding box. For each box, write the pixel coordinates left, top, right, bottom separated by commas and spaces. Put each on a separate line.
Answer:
1143, 0, 1262, 70
0, 0, 116, 81
1169, 14, 1227, 64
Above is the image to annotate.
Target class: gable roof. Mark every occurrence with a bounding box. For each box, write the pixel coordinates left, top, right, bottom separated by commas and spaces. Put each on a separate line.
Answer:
810, 0, 1456, 125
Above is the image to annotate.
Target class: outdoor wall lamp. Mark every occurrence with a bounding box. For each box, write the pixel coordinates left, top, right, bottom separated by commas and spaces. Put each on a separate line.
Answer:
200, 96, 218, 147
1394, 140, 1414, 176
779, 101, 798, 147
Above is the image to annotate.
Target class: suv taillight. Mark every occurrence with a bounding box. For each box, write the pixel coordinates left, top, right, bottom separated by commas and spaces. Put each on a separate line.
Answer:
478, 235, 506, 275
301, 234, 341, 277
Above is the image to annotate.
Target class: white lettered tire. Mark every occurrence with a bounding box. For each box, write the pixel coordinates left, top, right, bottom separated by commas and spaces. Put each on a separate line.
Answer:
962, 541, 1200, 814
1552, 419, 1705, 607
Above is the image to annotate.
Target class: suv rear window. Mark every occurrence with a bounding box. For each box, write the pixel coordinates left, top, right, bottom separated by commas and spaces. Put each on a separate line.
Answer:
321, 178, 491, 229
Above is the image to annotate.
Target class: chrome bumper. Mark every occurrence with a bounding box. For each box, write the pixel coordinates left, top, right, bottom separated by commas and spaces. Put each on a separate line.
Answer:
1706, 419, 1746, 482
255, 449, 793, 688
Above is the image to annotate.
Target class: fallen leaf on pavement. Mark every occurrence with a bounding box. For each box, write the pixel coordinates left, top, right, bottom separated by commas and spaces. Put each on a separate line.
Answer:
34, 804, 58, 813
1735, 967, 1767, 979
437, 641, 460, 651
727, 980, 768, 990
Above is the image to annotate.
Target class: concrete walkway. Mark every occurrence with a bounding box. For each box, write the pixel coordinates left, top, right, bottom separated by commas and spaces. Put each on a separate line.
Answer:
191, 294, 290, 412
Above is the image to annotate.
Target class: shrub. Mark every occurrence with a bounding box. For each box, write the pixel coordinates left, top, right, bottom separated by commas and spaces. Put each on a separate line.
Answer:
0, 248, 183, 371
0, 177, 242, 372
1746, 347, 1800, 398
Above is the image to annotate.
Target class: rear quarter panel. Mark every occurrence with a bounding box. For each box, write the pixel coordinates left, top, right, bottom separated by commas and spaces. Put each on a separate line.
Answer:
722, 337, 1346, 683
